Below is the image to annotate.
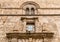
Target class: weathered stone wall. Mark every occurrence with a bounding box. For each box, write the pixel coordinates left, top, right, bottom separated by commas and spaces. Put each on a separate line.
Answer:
0, 0, 60, 42
0, 0, 60, 14
0, 16, 60, 42
0, 0, 60, 8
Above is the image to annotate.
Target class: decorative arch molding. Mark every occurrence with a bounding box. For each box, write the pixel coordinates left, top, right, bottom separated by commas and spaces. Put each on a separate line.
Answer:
20, 1, 40, 9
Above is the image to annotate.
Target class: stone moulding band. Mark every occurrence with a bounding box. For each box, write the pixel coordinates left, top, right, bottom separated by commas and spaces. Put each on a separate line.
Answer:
1, 8, 60, 9
0, 14, 60, 16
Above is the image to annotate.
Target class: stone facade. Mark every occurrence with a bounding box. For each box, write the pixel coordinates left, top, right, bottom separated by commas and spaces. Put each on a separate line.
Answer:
0, 0, 60, 42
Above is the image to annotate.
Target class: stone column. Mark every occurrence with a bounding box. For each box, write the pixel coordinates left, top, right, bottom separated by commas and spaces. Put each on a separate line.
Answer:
32, 39, 36, 42
25, 39, 28, 42
11, 38, 17, 42
18, 39, 22, 42
29, 38, 32, 42
35, 19, 38, 33
36, 39, 42, 42
22, 39, 26, 42
23, 19, 26, 33
39, 39, 43, 42
35, 18, 41, 33
36, 39, 39, 42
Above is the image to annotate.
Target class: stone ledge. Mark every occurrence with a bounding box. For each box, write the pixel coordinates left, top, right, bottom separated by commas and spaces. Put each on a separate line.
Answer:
6, 32, 54, 39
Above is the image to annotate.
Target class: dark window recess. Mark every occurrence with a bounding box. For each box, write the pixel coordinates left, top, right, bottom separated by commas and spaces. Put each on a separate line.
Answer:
26, 22, 35, 33
31, 8, 35, 14
26, 8, 29, 14
25, 7, 35, 15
